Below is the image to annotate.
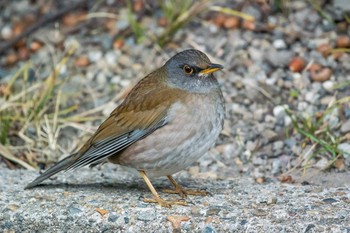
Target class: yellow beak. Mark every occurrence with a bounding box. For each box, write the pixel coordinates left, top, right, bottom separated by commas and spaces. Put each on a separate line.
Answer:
199, 63, 224, 75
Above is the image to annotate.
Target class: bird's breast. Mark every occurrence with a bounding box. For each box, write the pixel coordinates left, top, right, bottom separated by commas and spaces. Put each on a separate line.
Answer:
109, 89, 224, 177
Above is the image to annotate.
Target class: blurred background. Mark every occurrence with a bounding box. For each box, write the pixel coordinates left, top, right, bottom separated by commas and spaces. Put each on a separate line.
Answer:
0, 0, 349, 184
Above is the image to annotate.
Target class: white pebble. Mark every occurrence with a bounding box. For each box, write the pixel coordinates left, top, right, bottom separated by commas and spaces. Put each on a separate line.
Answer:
322, 80, 334, 91
273, 39, 287, 49
1, 25, 12, 40
273, 105, 288, 117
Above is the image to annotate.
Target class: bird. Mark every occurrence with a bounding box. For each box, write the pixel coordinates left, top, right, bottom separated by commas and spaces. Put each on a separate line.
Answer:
25, 49, 225, 208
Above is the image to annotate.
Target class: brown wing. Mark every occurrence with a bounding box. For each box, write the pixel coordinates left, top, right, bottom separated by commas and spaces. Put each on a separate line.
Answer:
65, 69, 187, 171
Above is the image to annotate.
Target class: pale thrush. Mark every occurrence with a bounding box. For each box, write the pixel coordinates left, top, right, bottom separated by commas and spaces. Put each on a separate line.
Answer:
25, 49, 224, 207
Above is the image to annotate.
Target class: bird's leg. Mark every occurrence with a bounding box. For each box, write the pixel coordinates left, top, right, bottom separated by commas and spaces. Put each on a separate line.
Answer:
163, 175, 209, 198
139, 171, 187, 208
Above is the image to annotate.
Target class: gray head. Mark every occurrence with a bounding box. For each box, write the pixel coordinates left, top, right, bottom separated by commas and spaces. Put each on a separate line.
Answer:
163, 49, 223, 93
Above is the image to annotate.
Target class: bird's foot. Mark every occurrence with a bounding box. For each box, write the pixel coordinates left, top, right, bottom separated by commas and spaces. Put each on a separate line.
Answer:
144, 196, 188, 208
163, 187, 209, 198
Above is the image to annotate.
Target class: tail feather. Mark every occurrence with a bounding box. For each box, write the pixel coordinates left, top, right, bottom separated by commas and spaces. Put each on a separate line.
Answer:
25, 153, 77, 189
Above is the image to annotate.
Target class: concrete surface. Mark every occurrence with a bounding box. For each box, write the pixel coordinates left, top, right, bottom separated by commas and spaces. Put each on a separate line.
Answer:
0, 165, 349, 232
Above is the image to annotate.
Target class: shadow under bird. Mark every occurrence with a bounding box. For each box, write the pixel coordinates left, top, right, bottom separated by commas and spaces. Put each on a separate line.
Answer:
25, 49, 224, 207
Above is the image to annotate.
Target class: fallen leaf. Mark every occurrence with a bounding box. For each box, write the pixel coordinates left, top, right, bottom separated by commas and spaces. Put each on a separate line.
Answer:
167, 215, 190, 229
279, 175, 293, 183
96, 208, 108, 216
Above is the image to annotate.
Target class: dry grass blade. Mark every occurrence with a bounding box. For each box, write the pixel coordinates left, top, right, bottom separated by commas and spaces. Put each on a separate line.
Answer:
0, 144, 36, 170
209, 5, 255, 21
157, 0, 210, 46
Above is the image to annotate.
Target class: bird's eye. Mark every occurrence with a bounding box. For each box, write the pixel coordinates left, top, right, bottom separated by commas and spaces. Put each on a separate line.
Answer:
183, 65, 194, 75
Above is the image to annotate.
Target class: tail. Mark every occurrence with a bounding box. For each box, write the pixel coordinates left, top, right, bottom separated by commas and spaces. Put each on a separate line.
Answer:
25, 153, 78, 189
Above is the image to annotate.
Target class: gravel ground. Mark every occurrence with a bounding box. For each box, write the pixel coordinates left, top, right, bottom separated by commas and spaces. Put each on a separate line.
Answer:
1, 0, 350, 232
1, 164, 350, 232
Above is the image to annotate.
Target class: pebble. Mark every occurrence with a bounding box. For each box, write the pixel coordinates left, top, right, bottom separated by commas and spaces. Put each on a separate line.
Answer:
118, 54, 133, 67
273, 39, 287, 49
96, 72, 107, 85
314, 157, 329, 170
340, 120, 350, 133
267, 196, 277, 205
105, 51, 119, 66
266, 50, 294, 67
271, 160, 281, 175
88, 50, 103, 63
203, 225, 217, 233
338, 143, 350, 157
273, 105, 288, 118
68, 206, 83, 216
206, 207, 221, 216
262, 129, 278, 142
273, 141, 284, 151
322, 80, 334, 91
1, 25, 12, 40
284, 138, 296, 148
322, 198, 338, 203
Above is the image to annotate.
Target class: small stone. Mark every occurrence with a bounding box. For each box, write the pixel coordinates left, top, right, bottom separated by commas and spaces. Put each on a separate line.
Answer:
273, 141, 284, 151
206, 207, 221, 216
5, 53, 18, 66
191, 206, 202, 216
88, 50, 103, 62
336, 35, 350, 48
322, 198, 338, 203
203, 225, 217, 233
75, 56, 90, 67
267, 196, 277, 205
1, 25, 12, 40
273, 105, 288, 118
284, 138, 296, 148
271, 160, 281, 175
113, 39, 124, 49
30, 40, 43, 52
262, 129, 278, 142
118, 55, 132, 67
273, 39, 287, 49
289, 57, 305, 72
340, 120, 350, 133
68, 207, 83, 216
310, 68, 332, 82
317, 44, 332, 57
338, 143, 350, 157
108, 214, 118, 222
105, 51, 118, 66
251, 209, 268, 216
117, 19, 129, 30
223, 16, 239, 29
213, 14, 226, 27
304, 224, 316, 233
320, 96, 336, 105
266, 50, 294, 67
314, 157, 329, 170
322, 80, 334, 91
120, 79, 131, 87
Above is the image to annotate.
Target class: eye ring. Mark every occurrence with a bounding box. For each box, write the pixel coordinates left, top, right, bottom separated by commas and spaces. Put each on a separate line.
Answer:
183, 65, 194, 75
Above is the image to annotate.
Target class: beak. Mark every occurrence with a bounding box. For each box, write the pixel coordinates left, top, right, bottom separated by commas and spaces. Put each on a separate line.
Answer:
199, 63, 224, 75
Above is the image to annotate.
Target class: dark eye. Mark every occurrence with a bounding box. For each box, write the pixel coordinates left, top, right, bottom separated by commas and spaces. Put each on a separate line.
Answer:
183, 65, 194, 74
